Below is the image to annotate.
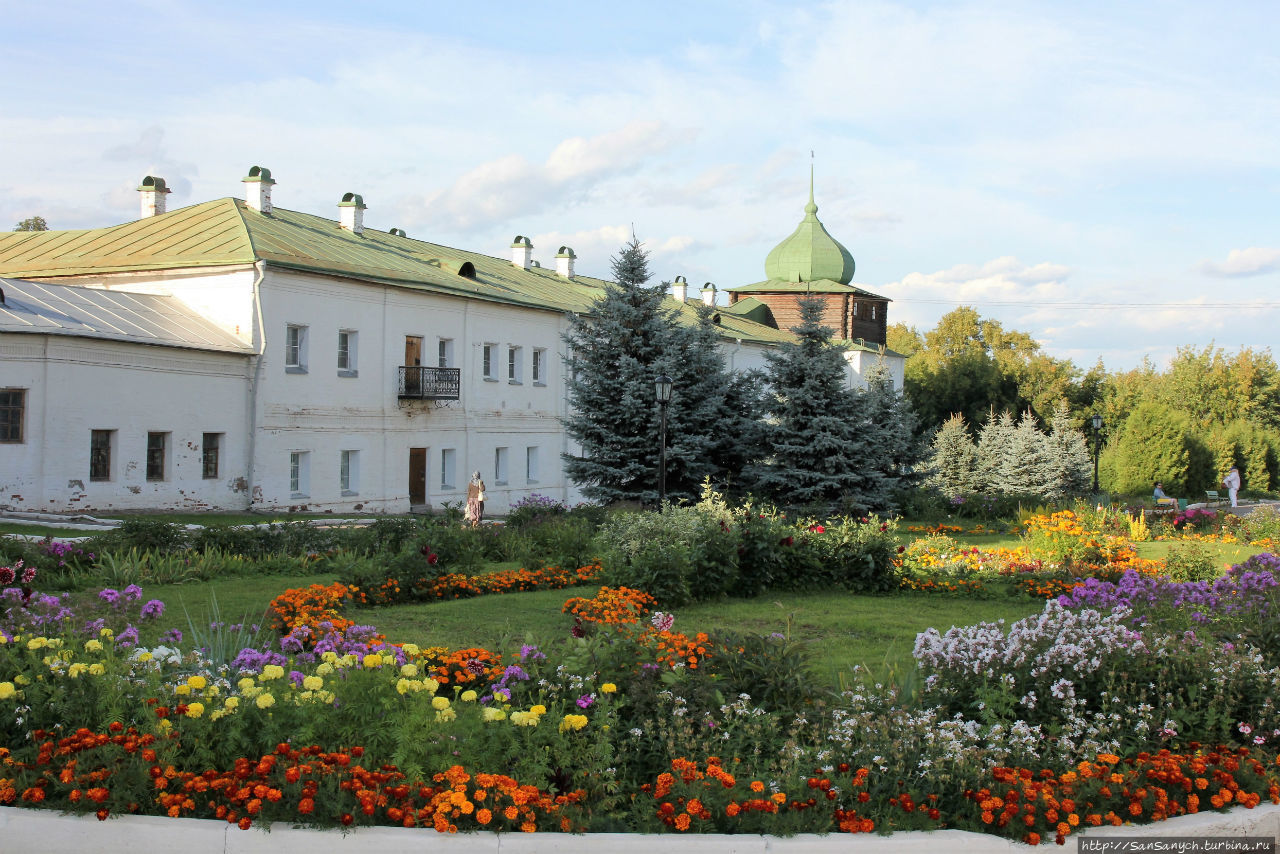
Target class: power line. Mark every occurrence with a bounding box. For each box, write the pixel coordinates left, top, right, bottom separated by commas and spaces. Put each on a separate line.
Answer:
894, 298, 1280, 310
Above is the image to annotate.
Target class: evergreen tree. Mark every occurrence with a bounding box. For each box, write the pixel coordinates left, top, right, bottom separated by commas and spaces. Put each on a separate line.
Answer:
1043, 402, 1092, 500
975, 410, 1016, 493
661, 302, 755, 497
928, 414, 981, 496
1001, 410, 1052, 495
562, 238, 675, 503
748, 296, 868, 509
857, 359, 924, 507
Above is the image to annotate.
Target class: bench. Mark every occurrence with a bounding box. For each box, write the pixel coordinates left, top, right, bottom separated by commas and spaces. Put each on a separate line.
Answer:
1205, 490, 1226, 507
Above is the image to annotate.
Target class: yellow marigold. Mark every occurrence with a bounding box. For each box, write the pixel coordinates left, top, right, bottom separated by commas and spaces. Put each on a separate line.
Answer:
175, 684, 191, 696
483, 707, 507, 722
187, 675, 207, 690
601, 683, 617, 694
185, 702, 205, 718
99, 628, 113, 639
0, 682, 16, 700
460, 690, 478, 702
67, 663, 88, 679
260, 665, 285, 681
88, 663, 105, 677
558, 714, 589, 733
424, 678, 440, 694
402, 643, 420, 656
84, 639, 103, 653
432, 696, 451, 711
400, 663, 418, 678
435, 708, 457, 723
396, 678, 411, 696
238, 677, 256, 691
27, 637, 47, 650
530, 704, 547, 716
321, 651, 338, 664
363, 653, 384, 669
255, 692, 275, 709
303, 675, 324, 691
316, 662, 334, 676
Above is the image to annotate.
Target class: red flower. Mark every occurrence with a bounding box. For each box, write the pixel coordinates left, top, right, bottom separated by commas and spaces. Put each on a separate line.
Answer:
427, 553, 439, 565
808, 525, 825, 533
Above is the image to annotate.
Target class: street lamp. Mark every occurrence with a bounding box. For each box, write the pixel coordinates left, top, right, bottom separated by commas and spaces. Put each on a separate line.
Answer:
1090, 413, 1104, 494
655, 374, 673, 506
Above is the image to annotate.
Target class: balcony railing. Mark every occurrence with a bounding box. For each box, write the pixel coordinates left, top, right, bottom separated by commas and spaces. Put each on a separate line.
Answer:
398, 366, 461, 400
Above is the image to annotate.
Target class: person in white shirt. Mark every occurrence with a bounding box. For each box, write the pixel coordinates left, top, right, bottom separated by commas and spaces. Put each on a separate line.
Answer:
1222, 466, 1241, 508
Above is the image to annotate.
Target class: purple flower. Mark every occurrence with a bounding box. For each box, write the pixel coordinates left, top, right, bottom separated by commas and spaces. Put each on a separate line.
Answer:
140, 599, 165, 620
98, 588, 121, 606
160, 628, 183, 645
116, 625, 140, 648
576, 694, 595, 709
289, 670, 306, 687
123, 585, 143, 602
518, 644, 546, 661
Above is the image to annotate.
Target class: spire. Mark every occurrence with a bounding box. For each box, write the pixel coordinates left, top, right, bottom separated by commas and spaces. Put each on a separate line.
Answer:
806, 155, 817, 216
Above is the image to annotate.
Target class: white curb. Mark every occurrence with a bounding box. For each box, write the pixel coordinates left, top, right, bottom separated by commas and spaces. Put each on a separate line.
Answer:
1, 803, 1276, 853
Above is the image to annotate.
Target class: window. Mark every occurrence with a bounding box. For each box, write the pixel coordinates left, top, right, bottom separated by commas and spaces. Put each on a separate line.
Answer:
90, 430, 113, 481
285, 324, 308, 372
532, 349, 546, 385
340, 450, 359, 494
482, 344, 497, 380
440, 448, 456, 489
146, 432, 168, 481
494, 446, 509, 485
507, 346, 522, 383
871, 305, 876, 320
202, 433, 221, 479
337, 330, 358, 376
853, 302, 858, 316
438, 338, 454, 368
289, 451, 310, 497
0, 389, 24, 443
526, 446, 540, 483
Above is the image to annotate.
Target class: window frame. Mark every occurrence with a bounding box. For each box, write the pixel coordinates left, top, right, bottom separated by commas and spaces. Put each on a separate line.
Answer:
494, 446, 509, 485
438, 338, 454, 369
526, 445, 540, 483
202, 432, 221, 479
90, 430, 113, 482
531, 349, 546, 385
440, 448, 456, 490
285, 324, 308, 373
482, 343, 497, 381
340, 449, 359, 495
337, 329, 358, 377
0, 388, 25, 443
289, 451, 310, 497
146, 432, 168, 482
507, 346, 522, 384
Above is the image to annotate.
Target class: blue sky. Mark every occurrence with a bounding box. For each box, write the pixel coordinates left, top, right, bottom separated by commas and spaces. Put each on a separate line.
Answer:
3, 0, 1278, 370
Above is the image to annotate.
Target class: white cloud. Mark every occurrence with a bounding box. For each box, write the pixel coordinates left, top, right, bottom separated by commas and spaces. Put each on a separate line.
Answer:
1198, 248, 1280, 278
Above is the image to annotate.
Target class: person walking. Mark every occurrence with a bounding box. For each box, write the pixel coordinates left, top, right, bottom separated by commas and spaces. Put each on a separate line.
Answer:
1222, 466, 1241, 508
465, 471, 486, 526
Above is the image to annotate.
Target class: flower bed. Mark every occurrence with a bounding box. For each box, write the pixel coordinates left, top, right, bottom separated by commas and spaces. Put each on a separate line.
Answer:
5, 553, 1280, 845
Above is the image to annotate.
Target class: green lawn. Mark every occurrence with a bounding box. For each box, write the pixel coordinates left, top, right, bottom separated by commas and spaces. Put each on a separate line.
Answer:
0, 522, 96, 538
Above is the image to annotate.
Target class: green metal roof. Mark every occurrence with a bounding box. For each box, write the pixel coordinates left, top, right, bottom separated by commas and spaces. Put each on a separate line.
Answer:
0, 198, 797, 347
727, 278, 889, 300
763, 172, 857, 284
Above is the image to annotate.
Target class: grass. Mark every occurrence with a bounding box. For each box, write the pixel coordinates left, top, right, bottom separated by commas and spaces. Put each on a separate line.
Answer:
109, 512, 389, 526
138, 573, 339, 641
0, 522, 100, 538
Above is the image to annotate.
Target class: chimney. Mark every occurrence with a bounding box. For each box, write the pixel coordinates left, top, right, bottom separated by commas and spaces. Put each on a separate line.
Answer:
511, 235, 532, 269
701, 282, 717, 306
555, 246, 577, 279
242, 166, 276, 214
671, 275, 688, 302
337, 193, 366, 234
137, 176, 171, 218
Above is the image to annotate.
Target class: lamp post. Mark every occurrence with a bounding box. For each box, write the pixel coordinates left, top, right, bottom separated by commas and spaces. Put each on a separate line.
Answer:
655, 374, 673, 506
1090, 413, 1103, 494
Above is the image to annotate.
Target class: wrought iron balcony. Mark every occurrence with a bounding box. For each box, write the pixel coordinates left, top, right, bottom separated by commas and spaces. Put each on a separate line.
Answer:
398, 366, 461, 400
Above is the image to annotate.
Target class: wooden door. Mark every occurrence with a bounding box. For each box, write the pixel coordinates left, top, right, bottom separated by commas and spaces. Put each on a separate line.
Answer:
404, 336, 423, 367
409, 448, 427, 505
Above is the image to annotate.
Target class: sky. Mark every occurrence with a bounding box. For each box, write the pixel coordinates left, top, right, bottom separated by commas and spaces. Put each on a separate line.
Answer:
2, 0, 1278, 371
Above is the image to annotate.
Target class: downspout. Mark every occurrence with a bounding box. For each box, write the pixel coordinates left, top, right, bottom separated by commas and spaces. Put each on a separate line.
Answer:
244, 260, 267, 510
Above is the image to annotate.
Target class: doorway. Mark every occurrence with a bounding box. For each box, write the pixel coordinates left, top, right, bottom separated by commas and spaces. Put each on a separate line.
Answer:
404, 336, 424, 396
409, 447, 427, 506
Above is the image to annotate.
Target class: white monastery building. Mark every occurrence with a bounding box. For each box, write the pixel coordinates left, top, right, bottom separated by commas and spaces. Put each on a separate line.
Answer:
0, 167, 903, 514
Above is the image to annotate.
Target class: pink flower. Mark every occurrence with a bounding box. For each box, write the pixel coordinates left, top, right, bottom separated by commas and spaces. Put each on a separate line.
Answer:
1238, 722, 1253, 736
427, 553, 439, 565
651, 611, 675, 633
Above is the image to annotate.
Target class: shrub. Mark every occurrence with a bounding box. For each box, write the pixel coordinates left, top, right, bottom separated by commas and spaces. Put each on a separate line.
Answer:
506, 493, 569, 530
84, 519, 190, 555
1163, 541, 1222, 582
510, 516, 599, 571
598, 509, 700, 606
806, 515, 901, 593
